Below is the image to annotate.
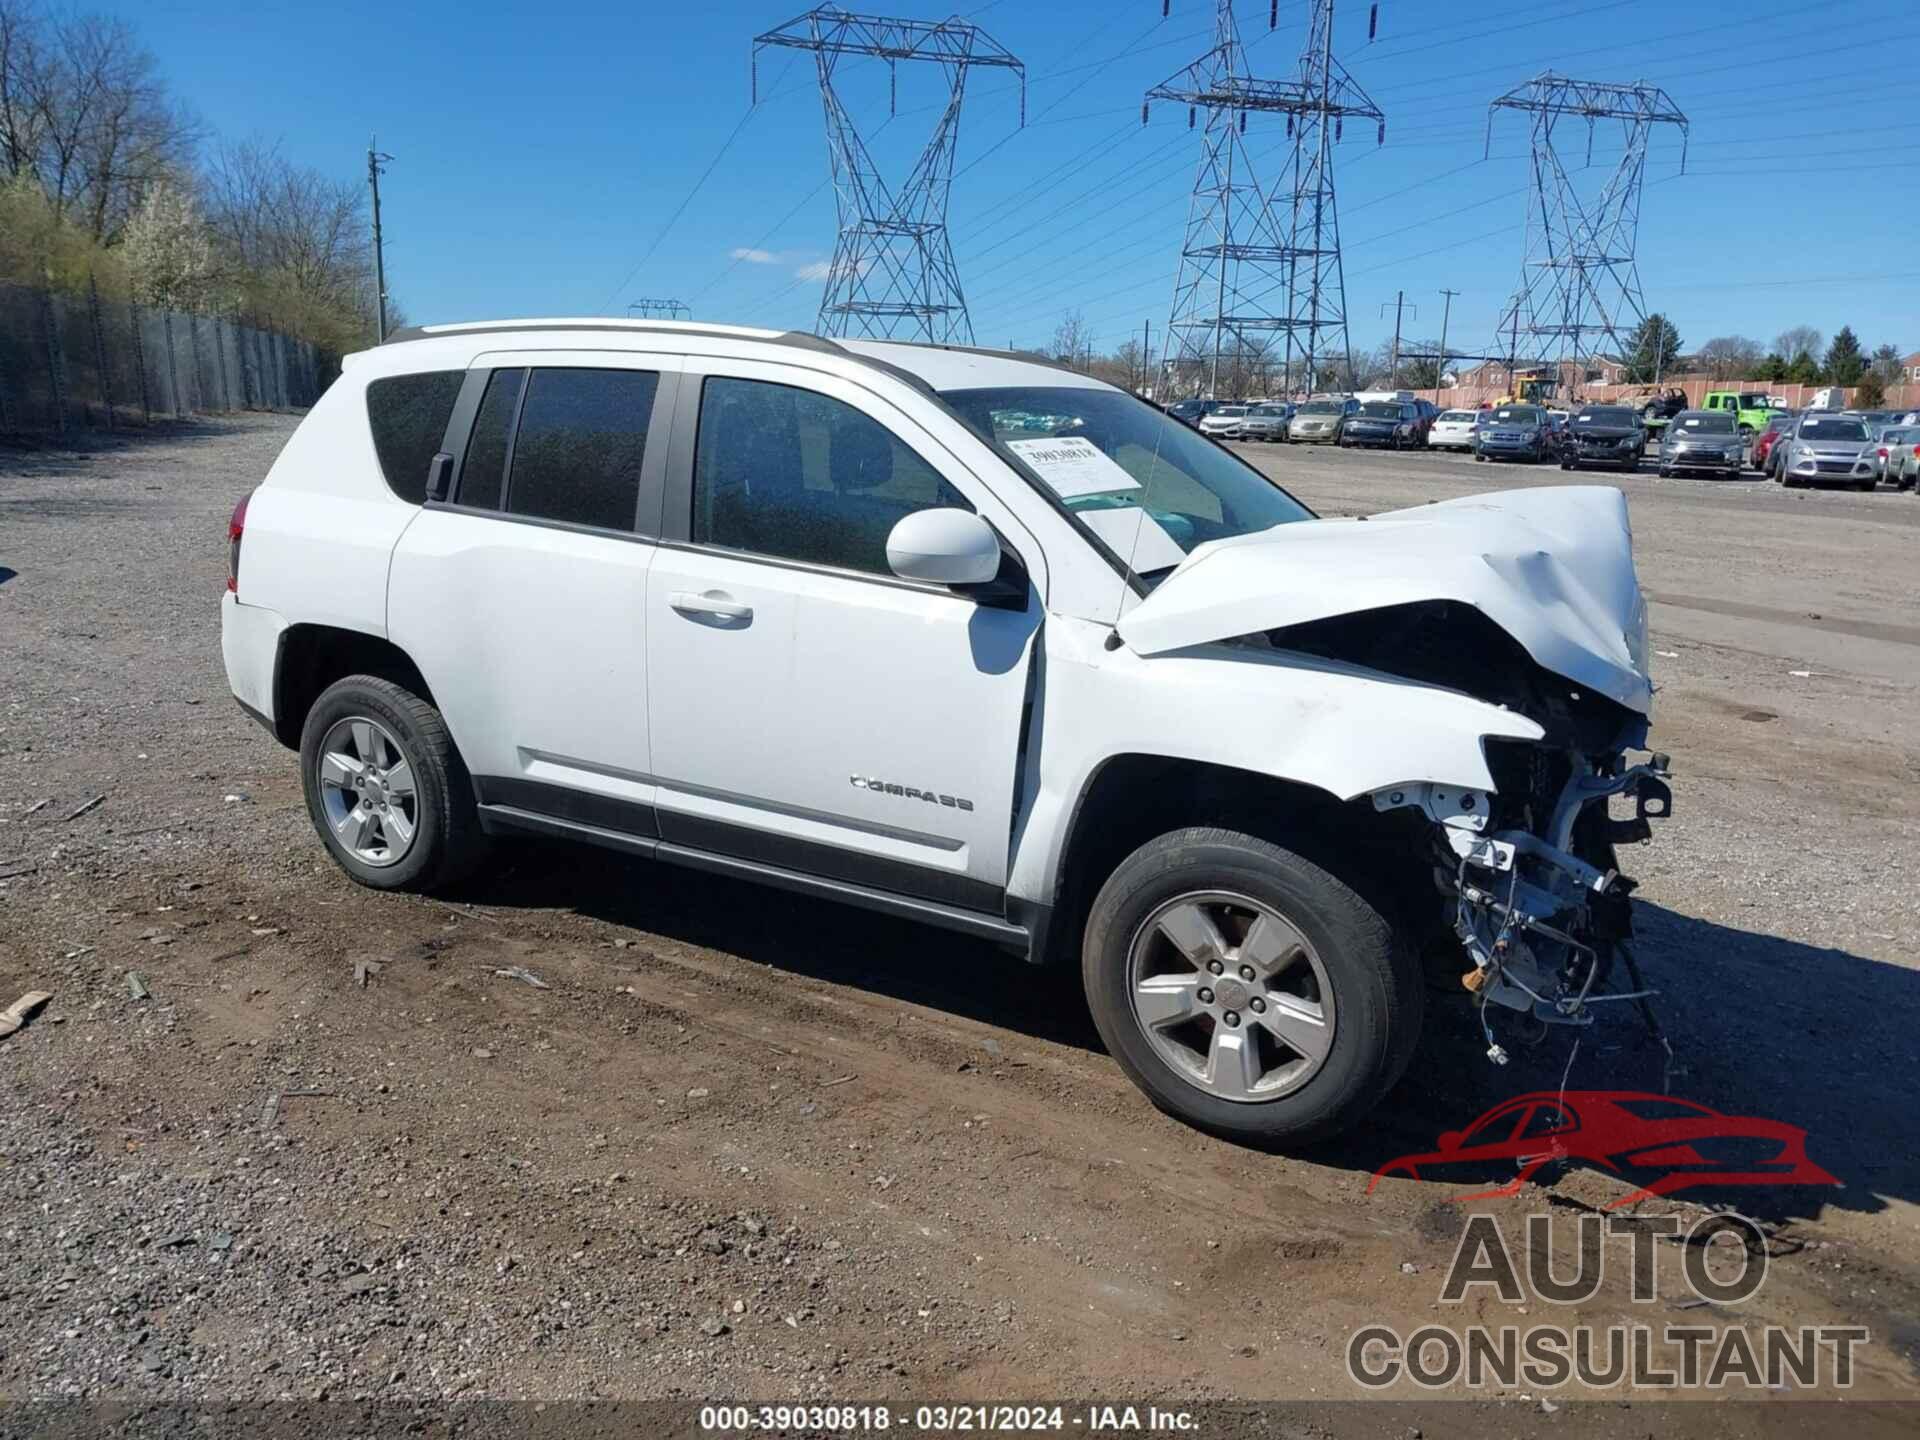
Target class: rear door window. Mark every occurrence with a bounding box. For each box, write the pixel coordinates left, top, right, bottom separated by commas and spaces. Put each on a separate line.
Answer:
456, 368, 525, 512
366, 370, 464, 503
504, 368, 657, 531
454, 366, 659, 532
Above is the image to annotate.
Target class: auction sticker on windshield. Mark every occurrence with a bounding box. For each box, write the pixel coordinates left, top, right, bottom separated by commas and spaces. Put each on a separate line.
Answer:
1004, 436, 1141, 499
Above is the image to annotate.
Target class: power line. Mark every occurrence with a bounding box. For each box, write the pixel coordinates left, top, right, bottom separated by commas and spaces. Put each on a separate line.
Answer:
599, 103, 762, 312
753, 7, 1026, 344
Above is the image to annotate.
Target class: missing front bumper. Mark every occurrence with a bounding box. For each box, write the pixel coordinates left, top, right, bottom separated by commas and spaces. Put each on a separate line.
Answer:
1373, 753, 1673, 1060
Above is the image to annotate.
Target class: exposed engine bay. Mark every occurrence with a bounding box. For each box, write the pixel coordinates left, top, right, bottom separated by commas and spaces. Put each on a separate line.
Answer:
1277, 600, 1675, 1065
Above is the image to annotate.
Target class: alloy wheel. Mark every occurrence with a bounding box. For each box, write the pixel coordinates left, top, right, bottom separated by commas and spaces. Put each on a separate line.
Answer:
1126, 890, 1336, 1103
315, 716, 420, 867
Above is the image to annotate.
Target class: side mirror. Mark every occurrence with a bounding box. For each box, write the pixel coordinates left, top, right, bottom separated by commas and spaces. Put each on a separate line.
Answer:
886, 508, 1002, 587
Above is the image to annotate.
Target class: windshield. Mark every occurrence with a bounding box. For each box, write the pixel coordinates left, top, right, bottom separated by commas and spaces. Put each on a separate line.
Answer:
1357, 402, 1403, 419
1574, 407, 1636, 426
1676, 414, 1736, 434
1491, 406, 1543, 423
1298, 401, 1345, 415
1800, 417, 1868, 442
943, 385, 1314, 578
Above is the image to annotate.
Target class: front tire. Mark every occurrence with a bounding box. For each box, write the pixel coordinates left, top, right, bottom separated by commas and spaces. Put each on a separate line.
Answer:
1082, 828, 1420, 1146
299, 674, 488, 893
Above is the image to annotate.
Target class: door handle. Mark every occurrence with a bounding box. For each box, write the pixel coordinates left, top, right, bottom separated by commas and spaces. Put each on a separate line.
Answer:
669, 590, 753, 623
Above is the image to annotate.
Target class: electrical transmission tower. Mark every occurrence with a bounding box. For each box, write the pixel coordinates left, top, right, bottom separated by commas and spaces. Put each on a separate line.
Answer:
1144, 0, 1383, 398
752, 7, 1023, 345
627, 298, 692, 320
1485, 72, 1688, 398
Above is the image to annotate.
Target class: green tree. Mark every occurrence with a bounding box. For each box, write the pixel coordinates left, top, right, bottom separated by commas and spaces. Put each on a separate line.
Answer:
1854, 372, 1886, 408
1761, 353, 1788, 383
1786, 350, 1821, 385
1624, 313, 1682, 383
1869, 343, 1903, 386
1824, 326, 1865, 386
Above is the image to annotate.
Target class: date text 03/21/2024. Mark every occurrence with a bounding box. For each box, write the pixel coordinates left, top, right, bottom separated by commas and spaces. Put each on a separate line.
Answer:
698, 1404, 1199, 1432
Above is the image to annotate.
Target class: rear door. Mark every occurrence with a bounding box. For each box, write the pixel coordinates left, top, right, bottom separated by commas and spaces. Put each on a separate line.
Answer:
389, 352, 679, 830
643, 358, 1043, 911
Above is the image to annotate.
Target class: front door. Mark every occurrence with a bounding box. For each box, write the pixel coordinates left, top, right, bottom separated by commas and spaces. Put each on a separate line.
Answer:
389, 353, 679, 830
644, 359, 1041, 912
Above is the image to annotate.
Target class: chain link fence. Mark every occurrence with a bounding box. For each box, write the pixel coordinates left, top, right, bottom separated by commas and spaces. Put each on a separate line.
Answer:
0, 280, 324, 437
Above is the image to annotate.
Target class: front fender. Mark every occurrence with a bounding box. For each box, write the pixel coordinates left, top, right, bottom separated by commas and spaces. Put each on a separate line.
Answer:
1005, 619, 1544, 907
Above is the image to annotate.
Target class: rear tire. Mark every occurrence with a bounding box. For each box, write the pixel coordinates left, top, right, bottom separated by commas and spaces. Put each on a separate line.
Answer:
1082, 827, 1421, 1146
299, 675, 488, 894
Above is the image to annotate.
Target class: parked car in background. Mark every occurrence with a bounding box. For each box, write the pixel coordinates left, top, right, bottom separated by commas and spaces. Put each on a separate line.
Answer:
1639, 388, 1687, 447
1198, 404, 1250, 439
1289, 397, 1356, 443
1701, 389, 1779, 437
1563, 405, 1644, 472
1165, 398, 1222, 429
1871, 426, 1919, 487
1473, 403, 1554, 464
1426, 409, 1480, 450
1238, 402, 1293, 442
1340, 400, 1425, 449
1749, 411, 1797, 474
1776, 412, 1880, 490
1657, 411, 1744, 478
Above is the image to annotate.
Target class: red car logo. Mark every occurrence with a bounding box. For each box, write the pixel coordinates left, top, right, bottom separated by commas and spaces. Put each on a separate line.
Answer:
1366, 1091, 1838, 1208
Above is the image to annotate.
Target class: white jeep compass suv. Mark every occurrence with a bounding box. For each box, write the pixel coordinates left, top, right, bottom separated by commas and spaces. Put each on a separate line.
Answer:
222, 318, 1671, 1143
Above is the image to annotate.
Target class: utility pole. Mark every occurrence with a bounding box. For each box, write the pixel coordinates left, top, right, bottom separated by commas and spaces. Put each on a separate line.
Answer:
1435, 287, 1458, 402
1145, 0, 1384, 400
754, 9, 1023, 343
1142, 318, 1152, 394
1485, 73, 1689, 403
627, 298, 692, 320
1380, 291, 1415, 387
367, 136, 393, 343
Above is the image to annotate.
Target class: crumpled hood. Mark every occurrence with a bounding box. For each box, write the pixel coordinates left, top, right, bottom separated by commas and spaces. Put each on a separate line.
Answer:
1116, 485, 1653, 713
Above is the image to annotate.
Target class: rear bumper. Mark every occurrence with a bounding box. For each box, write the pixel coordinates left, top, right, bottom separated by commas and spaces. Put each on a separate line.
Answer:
221, 592, 288, 731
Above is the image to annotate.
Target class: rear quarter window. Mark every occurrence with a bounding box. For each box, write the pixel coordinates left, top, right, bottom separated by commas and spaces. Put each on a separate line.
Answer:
365, 370, 464, 503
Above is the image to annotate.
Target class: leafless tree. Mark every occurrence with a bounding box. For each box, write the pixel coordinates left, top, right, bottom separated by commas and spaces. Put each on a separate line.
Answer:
0, 3, 198, 241
1049, 308, 1091, 367
202, 140, 374, 342
1695, 335, 1765, 381
1773, 325, 1823, 367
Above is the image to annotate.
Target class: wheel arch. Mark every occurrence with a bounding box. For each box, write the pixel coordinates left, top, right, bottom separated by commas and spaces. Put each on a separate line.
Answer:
1033, 753, 1432, 967
271, 624, 437, 750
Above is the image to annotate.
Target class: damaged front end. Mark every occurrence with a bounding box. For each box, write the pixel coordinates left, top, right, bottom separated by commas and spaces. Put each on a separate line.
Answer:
1373, 743, 1672, 1062
1113, 483, 1676, 1064
1284, 598, 1675, 1064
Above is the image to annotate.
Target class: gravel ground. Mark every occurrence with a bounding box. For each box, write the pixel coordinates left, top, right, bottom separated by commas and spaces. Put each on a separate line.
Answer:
2, 415, 1917, 1415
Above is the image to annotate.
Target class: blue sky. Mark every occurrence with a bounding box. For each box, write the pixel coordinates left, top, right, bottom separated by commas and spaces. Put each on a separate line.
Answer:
135, 0, 1920, 360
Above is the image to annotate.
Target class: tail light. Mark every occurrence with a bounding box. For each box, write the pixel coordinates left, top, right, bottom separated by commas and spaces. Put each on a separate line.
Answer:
1877, 447, 1889, 459
227, 493, 249, 594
